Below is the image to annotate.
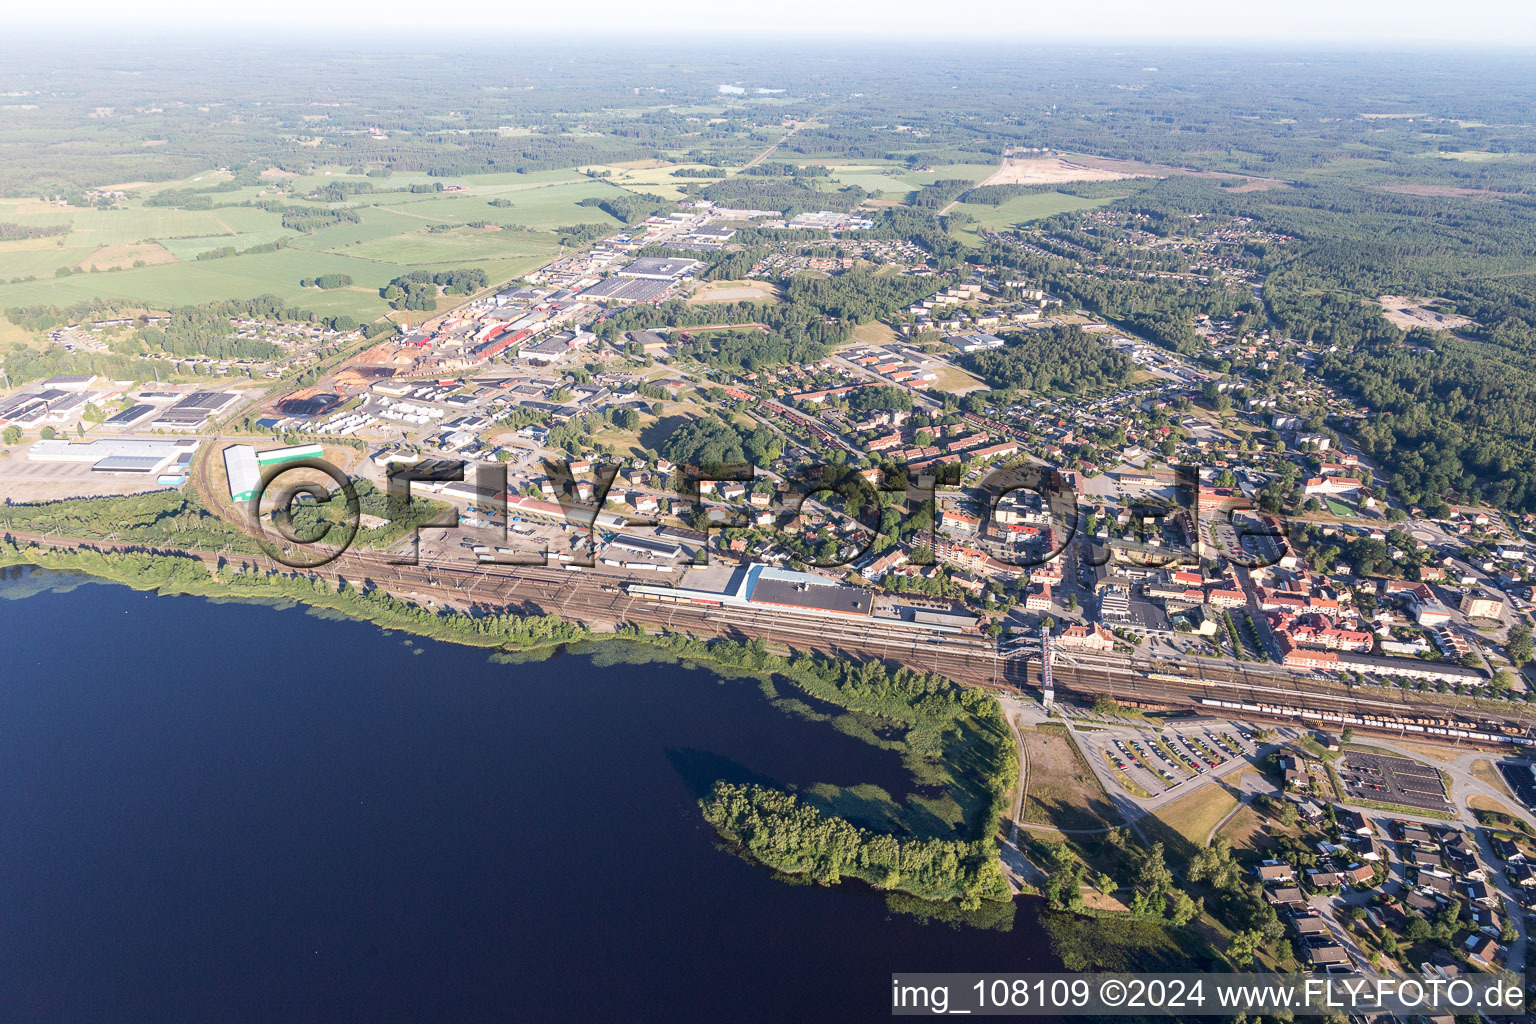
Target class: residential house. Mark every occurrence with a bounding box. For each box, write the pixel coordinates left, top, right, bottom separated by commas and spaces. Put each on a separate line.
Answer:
1256, 862, 1296, 883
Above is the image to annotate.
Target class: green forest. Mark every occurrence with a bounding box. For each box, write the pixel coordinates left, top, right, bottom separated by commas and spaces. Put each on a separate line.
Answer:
701, 781, 1011, 906
963, 325, 1135, 394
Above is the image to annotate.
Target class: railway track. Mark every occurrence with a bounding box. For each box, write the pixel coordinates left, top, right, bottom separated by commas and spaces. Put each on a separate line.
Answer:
8, 527, 1536, 749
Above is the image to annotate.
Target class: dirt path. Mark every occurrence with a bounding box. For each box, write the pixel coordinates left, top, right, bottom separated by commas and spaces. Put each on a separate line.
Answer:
740, 122, 804, 172
937, 156, 1004, 217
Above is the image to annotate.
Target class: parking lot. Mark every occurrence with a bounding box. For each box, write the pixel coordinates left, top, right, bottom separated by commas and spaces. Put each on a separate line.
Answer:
1084, 717, 1258, 800
1498, 760, 1536, 811
1338, 751, 1450, 809
0, 450, 177, 501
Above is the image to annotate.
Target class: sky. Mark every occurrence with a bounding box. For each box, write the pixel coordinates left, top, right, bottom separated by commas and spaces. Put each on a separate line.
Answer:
10, 0, 1536, 47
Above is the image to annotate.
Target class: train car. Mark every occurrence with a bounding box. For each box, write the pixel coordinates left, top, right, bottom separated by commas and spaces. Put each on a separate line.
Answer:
1148, 672, 1206, 686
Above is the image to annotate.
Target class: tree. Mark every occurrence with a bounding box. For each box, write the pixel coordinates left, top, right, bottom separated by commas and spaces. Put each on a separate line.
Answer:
1227, 929, 1264, 967
658, 416, 747, 468
1, 425, 19, 445
1167, 889, 1202, 927
1091, 693, 1120, 716
39, 426, 57, 440
1129, 842, 1175, 916
1507, 621, 1533, 667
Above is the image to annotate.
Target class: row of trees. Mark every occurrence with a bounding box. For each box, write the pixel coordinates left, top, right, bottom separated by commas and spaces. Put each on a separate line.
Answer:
300, 273, 352, 289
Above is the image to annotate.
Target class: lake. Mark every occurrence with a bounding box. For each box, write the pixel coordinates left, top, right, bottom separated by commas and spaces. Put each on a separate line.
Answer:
0, 568, 1062, 1023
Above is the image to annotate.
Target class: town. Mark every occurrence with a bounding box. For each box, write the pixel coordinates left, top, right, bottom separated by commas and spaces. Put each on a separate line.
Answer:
6, 59, 1536, 1005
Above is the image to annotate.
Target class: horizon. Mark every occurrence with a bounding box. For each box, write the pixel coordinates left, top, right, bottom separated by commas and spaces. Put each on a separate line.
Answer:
5, 0, 1536, 49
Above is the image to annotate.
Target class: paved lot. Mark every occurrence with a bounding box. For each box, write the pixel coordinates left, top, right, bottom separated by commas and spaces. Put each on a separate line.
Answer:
0, 454, 176, 501
1339, 751, 1450, 810
1070, 715, 1258, 802
1498, 760, 1536, 811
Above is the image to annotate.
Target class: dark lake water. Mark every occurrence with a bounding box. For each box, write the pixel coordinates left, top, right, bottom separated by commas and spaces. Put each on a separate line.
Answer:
0, 569, 1061, 1023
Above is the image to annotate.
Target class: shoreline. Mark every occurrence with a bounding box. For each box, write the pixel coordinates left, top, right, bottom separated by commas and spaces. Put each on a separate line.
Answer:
1, 542, 1018, 907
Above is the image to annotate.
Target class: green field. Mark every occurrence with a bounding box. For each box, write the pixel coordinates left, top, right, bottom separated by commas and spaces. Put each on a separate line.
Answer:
578, 162, 735, 201
818, 162, 916, 196
0, 198, 282, 248
0, 248, 397, 319
0, 170, 639, 327
341, 227, 560, 267
895, 162, 1000, 188
951, 191, 1123, 243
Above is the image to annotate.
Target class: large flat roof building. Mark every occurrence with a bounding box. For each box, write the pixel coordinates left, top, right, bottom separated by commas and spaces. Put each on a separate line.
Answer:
101, 404, 156, 430
744, 565, 872, 617
223, 445, 261, 502
580, 278, 674, 304
30, 438, 199, 475
609, 534, 683, 560
616, 257, 701, 281
152, 391, 238, 430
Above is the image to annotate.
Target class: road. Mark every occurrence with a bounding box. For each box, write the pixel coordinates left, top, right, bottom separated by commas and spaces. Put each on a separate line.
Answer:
739, 118, 810, 172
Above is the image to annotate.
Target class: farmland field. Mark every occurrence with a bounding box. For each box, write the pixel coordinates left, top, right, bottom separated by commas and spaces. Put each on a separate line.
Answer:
894, 162, 1001, 188
951, 191, 1123, 242
0, 249, 395, 320
359, 179, 627, 230
74, 242, 179, 271
339, 228, 561, 267
0, 239, 80, 280
0, 171, 639, 328
578, 162, 733, 201
819, 163, 915, 196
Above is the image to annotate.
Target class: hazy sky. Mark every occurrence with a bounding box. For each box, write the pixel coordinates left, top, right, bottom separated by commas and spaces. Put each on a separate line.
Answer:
11, 0, 1536, 46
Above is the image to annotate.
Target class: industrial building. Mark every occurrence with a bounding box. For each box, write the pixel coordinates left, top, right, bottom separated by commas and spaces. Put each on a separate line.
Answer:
609, 534, 683, 560
946, 333, 1006, 354
616, 257, 700, 281
151, 391, 238, 430
628, 564, 872, 619
101, 404, 156, 430
220, 443, 323, 502
580, 278, 674, 304
0, 387, 90, 429
256, 443, 324, 468
29, 437, 200, 476
223, 445, 261, 502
